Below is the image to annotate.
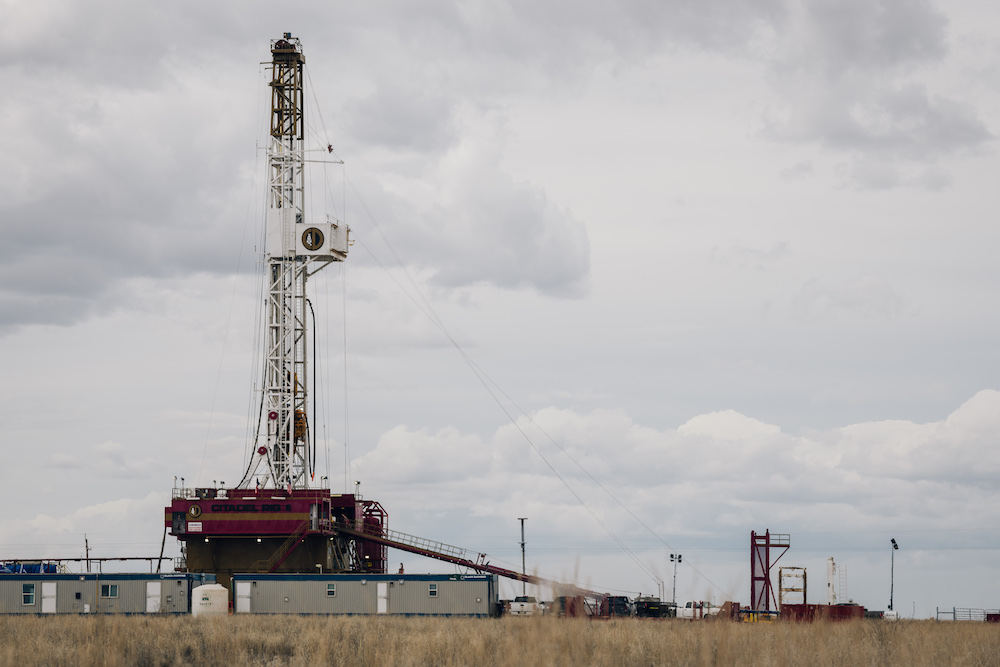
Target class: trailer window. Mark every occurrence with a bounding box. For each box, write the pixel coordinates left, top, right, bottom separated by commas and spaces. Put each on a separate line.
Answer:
100, 584, 118, 598
22, 584, 35, 605
327, 583, 336, 597
428, 583, 437, 598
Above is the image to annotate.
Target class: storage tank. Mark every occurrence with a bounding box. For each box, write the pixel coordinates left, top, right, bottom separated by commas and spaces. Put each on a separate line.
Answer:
192, 584, 229, 616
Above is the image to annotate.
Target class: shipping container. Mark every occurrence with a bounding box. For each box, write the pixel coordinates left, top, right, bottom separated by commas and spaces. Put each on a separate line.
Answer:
780, 603, 866, 622
232, 573, 498, 616
0, 572, 215, 614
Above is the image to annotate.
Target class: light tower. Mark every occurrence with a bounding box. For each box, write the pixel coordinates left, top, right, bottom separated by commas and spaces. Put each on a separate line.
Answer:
518, 517, 528, 597
889, 538, 898, 611
261, 33, 348, 490
670, 553, 681, 605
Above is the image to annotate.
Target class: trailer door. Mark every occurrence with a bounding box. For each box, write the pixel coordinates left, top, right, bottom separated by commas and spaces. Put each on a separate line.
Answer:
235, 582, 251, 613
41, 582, 57, 613
146, 581, 162, 613
377, 582, 388, 614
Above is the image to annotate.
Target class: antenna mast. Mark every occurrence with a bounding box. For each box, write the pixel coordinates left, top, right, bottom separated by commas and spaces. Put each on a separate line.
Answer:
260, 33, 348, 490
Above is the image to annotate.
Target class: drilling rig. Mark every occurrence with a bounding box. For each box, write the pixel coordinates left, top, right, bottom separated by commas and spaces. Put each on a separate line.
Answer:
163, 34, 600, 601
164, 34, 386, 590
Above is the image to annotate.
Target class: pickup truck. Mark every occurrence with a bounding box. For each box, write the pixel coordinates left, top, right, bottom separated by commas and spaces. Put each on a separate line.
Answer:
634, 596, 664, 618
508, 596, 541, 616
676, 601, 718, 619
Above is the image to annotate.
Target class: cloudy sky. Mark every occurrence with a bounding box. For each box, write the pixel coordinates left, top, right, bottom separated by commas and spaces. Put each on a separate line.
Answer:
2, 0, 999, 616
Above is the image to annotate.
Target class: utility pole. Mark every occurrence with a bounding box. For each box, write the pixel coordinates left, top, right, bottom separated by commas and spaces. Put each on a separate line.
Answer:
671, 553, 682, 605
518, 517, 527, 597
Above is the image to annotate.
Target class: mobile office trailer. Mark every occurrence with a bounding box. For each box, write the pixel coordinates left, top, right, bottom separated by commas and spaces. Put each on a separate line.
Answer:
0, 572, 215, 614
232, 573, 499, 616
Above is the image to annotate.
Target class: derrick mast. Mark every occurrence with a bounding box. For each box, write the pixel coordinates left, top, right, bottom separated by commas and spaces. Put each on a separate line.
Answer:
263, 34, 347, 490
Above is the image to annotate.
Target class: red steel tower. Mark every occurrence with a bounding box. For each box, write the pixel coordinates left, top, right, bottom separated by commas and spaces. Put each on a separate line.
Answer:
750, 529, 789, 612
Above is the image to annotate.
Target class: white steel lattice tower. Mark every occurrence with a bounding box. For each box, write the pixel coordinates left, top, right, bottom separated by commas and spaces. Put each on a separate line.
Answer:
827, 557, 848, 605
262, 34, 348, 490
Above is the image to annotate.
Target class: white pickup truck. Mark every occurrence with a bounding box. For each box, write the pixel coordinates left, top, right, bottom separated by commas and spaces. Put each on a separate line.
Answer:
508, 596, 541, 616
676, 601, 719, 619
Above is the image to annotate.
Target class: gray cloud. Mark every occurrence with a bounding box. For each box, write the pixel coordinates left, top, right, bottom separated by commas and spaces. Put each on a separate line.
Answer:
335, 0, 787, 83
95, 441, 156, 479
427, 165, 591, 297
836, 155, 955, 191
762, 0, 992, 189
8, 0, 706, 330
343, 85, 459, 154
0, 0, 991, 332
345, 130, 591, 299
790, 275, 914, 320
793, 0, 947, 74
0, 0, 265, 85
326, 0, 789, 159
47, 454, 83, 469
710, 242, 791, 271
779, 160, 814, 180
485, 0, 787, 60
0, 33, 257, 330
769, 83, 991, 160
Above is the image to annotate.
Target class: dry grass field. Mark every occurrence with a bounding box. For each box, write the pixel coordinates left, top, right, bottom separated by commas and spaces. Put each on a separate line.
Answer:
1, 615, 998, 666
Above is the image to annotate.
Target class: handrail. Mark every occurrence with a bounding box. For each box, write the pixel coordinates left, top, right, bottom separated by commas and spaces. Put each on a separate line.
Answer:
332, 520, 601, 598
248, 519, 311, 573
337, 520, 469, 561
